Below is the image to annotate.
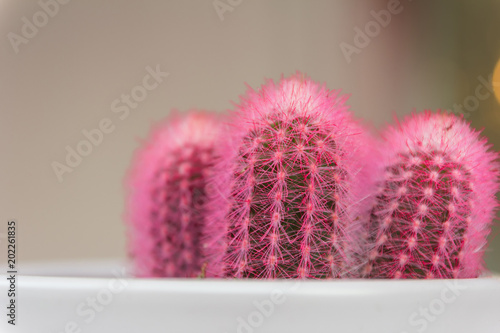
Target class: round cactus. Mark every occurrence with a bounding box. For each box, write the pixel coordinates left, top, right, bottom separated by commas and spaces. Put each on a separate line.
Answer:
206, 73, 377, 279
126, 111, 221, 277
364, 111, 499, 279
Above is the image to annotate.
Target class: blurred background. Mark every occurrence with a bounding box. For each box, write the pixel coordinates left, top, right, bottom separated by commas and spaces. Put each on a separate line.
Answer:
1, 0, 499, 272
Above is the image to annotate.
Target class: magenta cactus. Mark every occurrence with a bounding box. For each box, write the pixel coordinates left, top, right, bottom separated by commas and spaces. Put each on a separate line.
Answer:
364, 111, 499, 279
206, 73, 378, 279
126, 111, 221, 277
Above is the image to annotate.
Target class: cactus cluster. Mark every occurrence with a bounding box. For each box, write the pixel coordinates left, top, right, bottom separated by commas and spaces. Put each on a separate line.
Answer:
126, 111, 220, 277
363, 112, 499, 279
125, 76, 499, 280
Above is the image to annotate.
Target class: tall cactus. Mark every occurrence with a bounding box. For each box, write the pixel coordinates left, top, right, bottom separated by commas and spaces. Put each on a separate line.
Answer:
126, 111, 221, 277
364, 111, 499, 279
206, 74, 377, 279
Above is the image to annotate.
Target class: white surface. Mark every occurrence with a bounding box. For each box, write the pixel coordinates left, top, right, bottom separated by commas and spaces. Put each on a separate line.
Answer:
0, 260, 499, 333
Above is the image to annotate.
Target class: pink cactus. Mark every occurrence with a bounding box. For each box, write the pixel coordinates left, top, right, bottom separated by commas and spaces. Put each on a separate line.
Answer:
364, 111, 499, 279
126, 111, 221, 277
206, 73, 378, 279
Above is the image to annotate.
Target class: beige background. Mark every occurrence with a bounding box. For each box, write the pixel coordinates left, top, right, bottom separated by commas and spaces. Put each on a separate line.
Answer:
1, 0, 499, 272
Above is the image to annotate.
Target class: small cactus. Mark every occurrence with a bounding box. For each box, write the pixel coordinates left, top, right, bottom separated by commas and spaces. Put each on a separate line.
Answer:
206, 74, 377, 279
364, 111, 499, 279
126, 111, 221, 277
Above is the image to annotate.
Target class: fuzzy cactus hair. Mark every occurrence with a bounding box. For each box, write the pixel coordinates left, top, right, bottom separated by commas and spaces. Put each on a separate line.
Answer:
206, 73, 378, 279
126, 110, 221, 277
364, 111, 499, 279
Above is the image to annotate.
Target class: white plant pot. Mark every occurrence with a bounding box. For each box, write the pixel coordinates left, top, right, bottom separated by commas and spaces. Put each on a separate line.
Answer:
1, 260, 499, 333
